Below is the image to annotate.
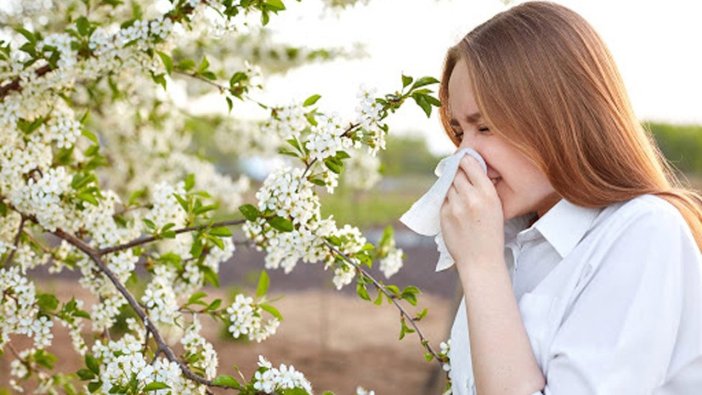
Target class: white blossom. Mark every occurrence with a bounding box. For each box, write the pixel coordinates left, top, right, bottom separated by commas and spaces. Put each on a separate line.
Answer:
93, 333, 197, 394
226, 294, 279, 343
356, 386, 376, 395
9, 166, 72, 232
181, 318, 219, 380
440, 339, 451, 372
342, 150, 381, 190
142, 266, 181, 326
252, 356, 313, 394
354, 86, 386, 156
379, 242, 404, 279
0, 267, 52, 350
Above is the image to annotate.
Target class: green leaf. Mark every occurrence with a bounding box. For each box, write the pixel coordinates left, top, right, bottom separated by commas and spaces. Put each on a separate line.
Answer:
206, 299, 222, 312
209, 227, 232, 237
143, 382, 170, 391
17, 117, 45, 134
414, 307, 428, 321
201, 71, 217, 80
183, 173, 195, 192
15, 27, 37, 45
229, 71, 247, 86
308, 177, 326, 187
76, 191, 99, 206
303, 94, 321, 107
74, 309, 91, 319
259, 303, 283, 321
239, 204, 261, 221
413, 94, 432, 118
151, 72, 167, 89
201, 266, 220, 287
142, 218, 156, 230
76, 17, 91, 37
265, 0, 286, 11
156, 51, 173, 75
177, 58, 195, 71
190, 239, 204, 258
424, 94, 441, 107
356, 281, 370, 301
37, 293, 59, 312
212, 375, 240, 389
286, 137, 303, 153
278, 147, 300, 158
410, 76, 439, 91
268, 216, 294, 232
399, 317, 415, 340
305, 111, 318, 126
77, 369, 95, 381
335, 150, 350, 160
386, 285, 400, 296
173, 193, 189, 212
323, 157, 342, 174
34, 349, 57, 369
373, 289, 384, 306
187, 291, 208, 306
256, 270, 270, 298
127, 188, 147, 206
85, 354, 100, 374
81, 129, 98, 144
401, 74, 413, 88
88, 381, 101, 393
208, 234, 225, 250
194, 204, 217, 215
401, 285, 420, 306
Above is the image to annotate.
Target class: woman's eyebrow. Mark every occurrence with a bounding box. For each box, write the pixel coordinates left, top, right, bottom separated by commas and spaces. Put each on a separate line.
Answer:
449, 111, 482, 124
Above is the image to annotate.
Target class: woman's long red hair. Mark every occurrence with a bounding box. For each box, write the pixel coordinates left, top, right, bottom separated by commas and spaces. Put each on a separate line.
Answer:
439, 1, 702, 249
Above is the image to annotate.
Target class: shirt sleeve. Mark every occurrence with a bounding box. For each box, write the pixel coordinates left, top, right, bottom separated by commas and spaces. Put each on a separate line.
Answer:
538, 205, 702, 395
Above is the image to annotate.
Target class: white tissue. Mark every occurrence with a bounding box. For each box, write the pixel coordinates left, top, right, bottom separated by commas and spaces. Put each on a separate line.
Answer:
399, 147, 488, 272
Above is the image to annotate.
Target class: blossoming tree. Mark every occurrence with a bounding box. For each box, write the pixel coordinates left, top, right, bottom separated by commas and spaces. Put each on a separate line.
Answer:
0, 0, 450, 393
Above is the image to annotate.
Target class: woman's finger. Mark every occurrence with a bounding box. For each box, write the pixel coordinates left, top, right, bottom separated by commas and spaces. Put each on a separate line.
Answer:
452, 167, 474, 193
459, 155, 491, 190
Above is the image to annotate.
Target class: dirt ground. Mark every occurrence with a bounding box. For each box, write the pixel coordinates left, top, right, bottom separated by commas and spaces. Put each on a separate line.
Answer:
1, 280, 458, 395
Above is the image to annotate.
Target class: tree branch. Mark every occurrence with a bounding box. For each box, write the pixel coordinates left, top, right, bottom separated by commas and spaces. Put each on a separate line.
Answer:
322, 239, 443, 364
98, 218, 246, 255
52, 228, 227, 390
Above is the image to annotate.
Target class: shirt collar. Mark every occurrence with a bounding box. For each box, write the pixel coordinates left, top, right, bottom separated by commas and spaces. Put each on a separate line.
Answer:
507, 198, 602, 259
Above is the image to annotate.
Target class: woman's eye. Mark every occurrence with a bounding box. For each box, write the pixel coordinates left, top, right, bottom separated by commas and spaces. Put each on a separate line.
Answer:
478, 126, 491, 134
452, 129, 464, 139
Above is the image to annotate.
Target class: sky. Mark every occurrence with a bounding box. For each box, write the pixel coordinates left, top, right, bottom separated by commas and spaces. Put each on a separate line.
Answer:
220, 0, 702, 155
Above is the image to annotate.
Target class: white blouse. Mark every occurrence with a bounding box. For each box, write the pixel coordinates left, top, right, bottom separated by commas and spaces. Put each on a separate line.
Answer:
448, 194, 702, 395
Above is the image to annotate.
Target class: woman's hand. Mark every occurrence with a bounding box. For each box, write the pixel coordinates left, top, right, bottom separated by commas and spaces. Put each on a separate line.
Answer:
440, 155, 505, 271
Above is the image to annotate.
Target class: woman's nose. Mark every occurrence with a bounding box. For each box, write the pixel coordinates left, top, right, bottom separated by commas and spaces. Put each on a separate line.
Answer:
458, 132, 477, 149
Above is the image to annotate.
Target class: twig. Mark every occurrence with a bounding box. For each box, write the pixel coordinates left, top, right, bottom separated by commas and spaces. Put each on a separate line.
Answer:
98, 218, 246, 255
174, 70, 228, 93
322, 239, 443, 363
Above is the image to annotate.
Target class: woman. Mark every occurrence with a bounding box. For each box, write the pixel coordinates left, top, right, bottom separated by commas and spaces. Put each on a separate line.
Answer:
438, 1, 702, 394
